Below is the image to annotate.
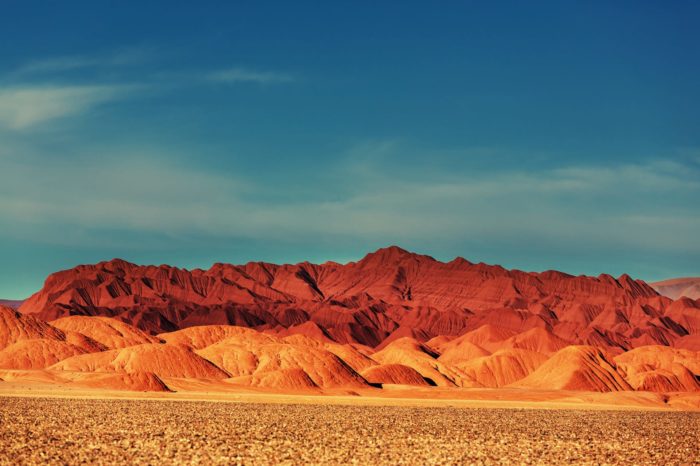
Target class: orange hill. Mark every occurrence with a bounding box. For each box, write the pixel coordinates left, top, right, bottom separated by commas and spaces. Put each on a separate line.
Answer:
0, 314, 697, 396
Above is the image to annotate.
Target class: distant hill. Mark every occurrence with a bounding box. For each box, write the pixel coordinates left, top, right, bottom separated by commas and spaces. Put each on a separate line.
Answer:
0, 299, 24, 310
651, 277, 700, 300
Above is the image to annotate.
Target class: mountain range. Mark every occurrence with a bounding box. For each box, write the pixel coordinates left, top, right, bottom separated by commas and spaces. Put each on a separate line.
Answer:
1, 246, 699, 404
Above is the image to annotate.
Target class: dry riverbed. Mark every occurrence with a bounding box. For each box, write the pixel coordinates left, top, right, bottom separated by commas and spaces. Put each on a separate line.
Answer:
0, 396, 698, 465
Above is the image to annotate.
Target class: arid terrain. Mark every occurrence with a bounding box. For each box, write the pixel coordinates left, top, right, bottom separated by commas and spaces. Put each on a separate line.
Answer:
1, 395, 698, 465
1, 248, 700, 463
1, 247, 700, 411
4, 0, 699, 463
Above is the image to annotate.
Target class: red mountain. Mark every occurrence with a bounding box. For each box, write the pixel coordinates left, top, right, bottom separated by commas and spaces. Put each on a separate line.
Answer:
18, 246, 689, 351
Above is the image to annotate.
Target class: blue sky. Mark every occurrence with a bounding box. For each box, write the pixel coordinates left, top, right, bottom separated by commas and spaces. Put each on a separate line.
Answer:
1, 1, 699, 298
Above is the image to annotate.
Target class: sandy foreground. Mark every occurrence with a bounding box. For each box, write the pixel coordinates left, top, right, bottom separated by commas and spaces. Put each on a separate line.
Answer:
1, 379, 700, 465
2, 370, 700, 410
1, 394, 699, 465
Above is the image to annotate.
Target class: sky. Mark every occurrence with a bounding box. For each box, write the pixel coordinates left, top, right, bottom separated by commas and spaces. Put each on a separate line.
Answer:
1, 1, 699, 298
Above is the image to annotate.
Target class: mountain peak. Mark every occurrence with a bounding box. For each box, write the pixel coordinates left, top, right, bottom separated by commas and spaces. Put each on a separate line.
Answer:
359, 246, 431, 265
372, 245, 412, 257
98, 258, 138, 270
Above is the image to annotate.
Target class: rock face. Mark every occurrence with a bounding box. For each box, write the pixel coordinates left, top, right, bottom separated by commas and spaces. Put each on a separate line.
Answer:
17, 247, 689, 353
3, 248, 700, 394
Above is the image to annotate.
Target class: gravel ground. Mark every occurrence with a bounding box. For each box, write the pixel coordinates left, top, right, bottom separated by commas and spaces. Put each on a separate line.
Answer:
0, 396, 698, 465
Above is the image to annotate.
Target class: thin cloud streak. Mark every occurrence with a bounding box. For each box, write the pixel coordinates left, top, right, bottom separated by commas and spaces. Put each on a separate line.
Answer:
1, 54, 296, 131
10, 47, 155, 76
207, 67, 296, 84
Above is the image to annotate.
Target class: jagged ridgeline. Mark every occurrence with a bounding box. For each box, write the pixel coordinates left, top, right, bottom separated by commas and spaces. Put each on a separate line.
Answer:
1, 247, 698, 397
18, 246, 698, 352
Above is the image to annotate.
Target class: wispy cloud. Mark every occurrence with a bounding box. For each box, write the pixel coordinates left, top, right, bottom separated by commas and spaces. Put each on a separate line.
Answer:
207, 67, 295, 84
0, 85, 136, 130
1, 142, 698, 259
1, 52, 295, 130
10, 47, 154, 76
0, 48, 152, 130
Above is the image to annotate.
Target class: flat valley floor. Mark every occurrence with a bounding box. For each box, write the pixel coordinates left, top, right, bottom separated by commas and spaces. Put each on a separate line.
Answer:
1, 396, 699, 465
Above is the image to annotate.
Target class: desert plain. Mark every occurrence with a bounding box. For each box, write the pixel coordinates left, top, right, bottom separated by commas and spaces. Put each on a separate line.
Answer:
1, 393, 699, 465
